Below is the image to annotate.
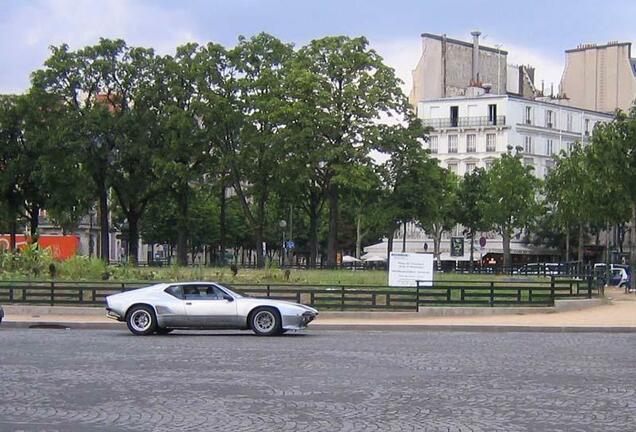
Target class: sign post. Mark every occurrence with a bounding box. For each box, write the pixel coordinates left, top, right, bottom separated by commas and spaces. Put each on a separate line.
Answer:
388, 252, 434, 287
479, 236, 486, 270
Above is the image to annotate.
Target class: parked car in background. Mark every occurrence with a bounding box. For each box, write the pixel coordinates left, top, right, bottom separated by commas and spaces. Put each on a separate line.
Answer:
513, 263, 562, 276
594, 263, 632, 289
106, 282, 318, 336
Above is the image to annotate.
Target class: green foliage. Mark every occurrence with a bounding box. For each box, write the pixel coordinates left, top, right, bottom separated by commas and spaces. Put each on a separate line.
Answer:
480, 153, 541, 267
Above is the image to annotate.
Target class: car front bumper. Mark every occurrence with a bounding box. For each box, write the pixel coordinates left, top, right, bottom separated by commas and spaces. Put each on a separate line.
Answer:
106, 308, 124, 322
282, 311, 318, 330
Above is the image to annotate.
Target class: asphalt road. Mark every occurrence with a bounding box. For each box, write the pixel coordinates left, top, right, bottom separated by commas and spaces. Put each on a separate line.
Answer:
0, 328, 634, 432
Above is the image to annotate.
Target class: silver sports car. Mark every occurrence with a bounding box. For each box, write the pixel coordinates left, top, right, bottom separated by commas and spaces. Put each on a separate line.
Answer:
105, 282, 318, 336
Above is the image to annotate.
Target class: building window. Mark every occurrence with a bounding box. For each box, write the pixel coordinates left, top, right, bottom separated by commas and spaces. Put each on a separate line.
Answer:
447, 162, 458, 174
486, 133, 496, 152
429, 136, 438, 154
546, 139, 554, 156
466, 162, 476, 174
450, 106, 459, 127
525, 106, 532, 125
545, 159, 555, 176
545, 110, 554, 128
584, 119, 590, 135
488, 104, 498, 125
524, 136, 534, 154
448, 135, 458, 153
484, 159, 494, 170
567, 113, 573, 132
466, 134, 476, 153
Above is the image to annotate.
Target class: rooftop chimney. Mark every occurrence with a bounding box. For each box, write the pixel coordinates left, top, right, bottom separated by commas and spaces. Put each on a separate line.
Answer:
471, 31, 481, 83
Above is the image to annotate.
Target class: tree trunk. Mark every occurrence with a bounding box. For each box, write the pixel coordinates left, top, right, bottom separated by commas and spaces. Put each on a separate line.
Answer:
577, 223, 585, 265
219, 178, 226, 265
433, 225, 442, 270
630, 203, 636, 291
308, 192, 319, 268
402, 221, 407, 252
176, 188, 189, 266
469, 234, 475, 273
127, 212, 140, 266
255, 196, 266, 268
356, 215, 362, 259
387, 229, 394, 265
29, 203, 39, 238
565, 225, 570, 262
98, 185, 110, 263
326, 185, 338, 268
502, 230, 511, 271
9, 215, 17, 252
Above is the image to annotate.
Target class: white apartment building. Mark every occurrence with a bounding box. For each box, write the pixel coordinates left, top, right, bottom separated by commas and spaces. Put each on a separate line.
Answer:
418, 93, 613, 179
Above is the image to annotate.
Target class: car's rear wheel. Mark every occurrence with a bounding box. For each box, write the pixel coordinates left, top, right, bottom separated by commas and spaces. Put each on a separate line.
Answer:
250, 307, 282, 336
126, 305, 157, 336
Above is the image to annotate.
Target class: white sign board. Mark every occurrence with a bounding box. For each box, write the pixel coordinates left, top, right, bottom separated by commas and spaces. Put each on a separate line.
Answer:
388, 252, 434, 287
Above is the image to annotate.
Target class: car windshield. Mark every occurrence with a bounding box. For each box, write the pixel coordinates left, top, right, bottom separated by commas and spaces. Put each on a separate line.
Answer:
217, 283, 244, 298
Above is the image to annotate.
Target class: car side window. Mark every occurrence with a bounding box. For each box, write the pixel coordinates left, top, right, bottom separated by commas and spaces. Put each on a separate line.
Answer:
165, 285, 184, 299
183, 285, 225, 300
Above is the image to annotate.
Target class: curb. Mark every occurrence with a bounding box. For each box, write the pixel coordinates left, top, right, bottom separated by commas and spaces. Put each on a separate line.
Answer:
2, 320, 635, 333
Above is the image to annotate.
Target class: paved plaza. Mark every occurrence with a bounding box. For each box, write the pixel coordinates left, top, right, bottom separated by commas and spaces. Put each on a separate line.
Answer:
0, 328, 634, 431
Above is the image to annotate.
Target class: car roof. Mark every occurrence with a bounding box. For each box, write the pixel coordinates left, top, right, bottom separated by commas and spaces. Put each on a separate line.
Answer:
162, 281, 221, 286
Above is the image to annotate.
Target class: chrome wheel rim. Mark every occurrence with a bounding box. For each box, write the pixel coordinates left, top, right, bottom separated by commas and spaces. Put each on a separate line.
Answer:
130, 310, 152, 332
254, 311, 275, 332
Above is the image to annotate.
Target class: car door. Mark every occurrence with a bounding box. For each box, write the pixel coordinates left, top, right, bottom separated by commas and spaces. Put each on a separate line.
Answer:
183, 284, 238, 328
161, 285, 189, 327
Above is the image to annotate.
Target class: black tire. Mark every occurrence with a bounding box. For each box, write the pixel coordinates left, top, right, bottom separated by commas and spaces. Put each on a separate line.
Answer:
250, 307, 282, 336
156, 328, 174, 335
126, 305, 157, 336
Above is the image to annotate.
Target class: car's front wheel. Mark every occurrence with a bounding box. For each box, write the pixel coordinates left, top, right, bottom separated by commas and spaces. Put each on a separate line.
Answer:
126, 305, 157, 336
250, 307, 282, 336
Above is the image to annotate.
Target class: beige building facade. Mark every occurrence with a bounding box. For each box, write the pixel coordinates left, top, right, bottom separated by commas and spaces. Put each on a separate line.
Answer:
560, 41, 636, 113
409, 32, 509, 107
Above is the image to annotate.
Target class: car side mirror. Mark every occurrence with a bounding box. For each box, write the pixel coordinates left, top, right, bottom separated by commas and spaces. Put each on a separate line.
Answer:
223, 295, 234, 302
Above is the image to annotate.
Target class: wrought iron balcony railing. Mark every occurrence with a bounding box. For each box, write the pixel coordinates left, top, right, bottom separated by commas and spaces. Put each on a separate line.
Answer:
422, 115, 507, 129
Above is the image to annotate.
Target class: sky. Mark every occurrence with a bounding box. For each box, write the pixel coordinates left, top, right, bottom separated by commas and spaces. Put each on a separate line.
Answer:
2, 0, 636, 95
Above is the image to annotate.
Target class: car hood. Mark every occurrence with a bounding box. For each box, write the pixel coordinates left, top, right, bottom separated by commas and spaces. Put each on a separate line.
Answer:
239, 297, 318, 314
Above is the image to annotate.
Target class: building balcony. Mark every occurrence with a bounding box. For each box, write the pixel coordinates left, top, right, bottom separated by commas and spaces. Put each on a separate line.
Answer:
422, 116, 507, 129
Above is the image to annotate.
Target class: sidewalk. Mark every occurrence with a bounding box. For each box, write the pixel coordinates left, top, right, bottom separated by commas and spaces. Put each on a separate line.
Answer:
3, 288, 635, 332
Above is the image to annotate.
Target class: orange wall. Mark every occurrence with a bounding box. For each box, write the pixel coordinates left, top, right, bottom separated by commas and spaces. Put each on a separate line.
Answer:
0, 235, 80, 260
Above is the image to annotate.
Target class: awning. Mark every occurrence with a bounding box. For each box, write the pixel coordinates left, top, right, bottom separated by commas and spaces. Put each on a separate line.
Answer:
342, 255, 362, 263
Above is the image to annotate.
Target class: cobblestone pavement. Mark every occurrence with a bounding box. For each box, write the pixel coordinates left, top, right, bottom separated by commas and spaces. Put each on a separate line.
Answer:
0, 328, 634, 432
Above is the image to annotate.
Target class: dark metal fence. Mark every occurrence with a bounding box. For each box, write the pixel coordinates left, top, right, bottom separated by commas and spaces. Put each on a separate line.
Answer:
0, 276, 597, 311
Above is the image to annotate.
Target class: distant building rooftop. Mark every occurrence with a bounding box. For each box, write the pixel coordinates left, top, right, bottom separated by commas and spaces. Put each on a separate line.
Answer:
420, 33, 508, 55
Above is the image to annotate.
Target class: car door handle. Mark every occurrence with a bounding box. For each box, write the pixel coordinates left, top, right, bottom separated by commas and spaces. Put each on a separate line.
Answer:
185, 302, 192, 305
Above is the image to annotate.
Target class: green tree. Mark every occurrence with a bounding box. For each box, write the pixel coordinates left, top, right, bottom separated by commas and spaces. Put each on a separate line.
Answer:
418, 168, 459, 268
480, 153, 541, 269
196, 34, 292, 268
155, 44, 215, 265
545, 144, 596, 263
0, 95, 23, 249
457, 168, 488, 271
589, 108, 636, 289
291, 36, 409, 267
